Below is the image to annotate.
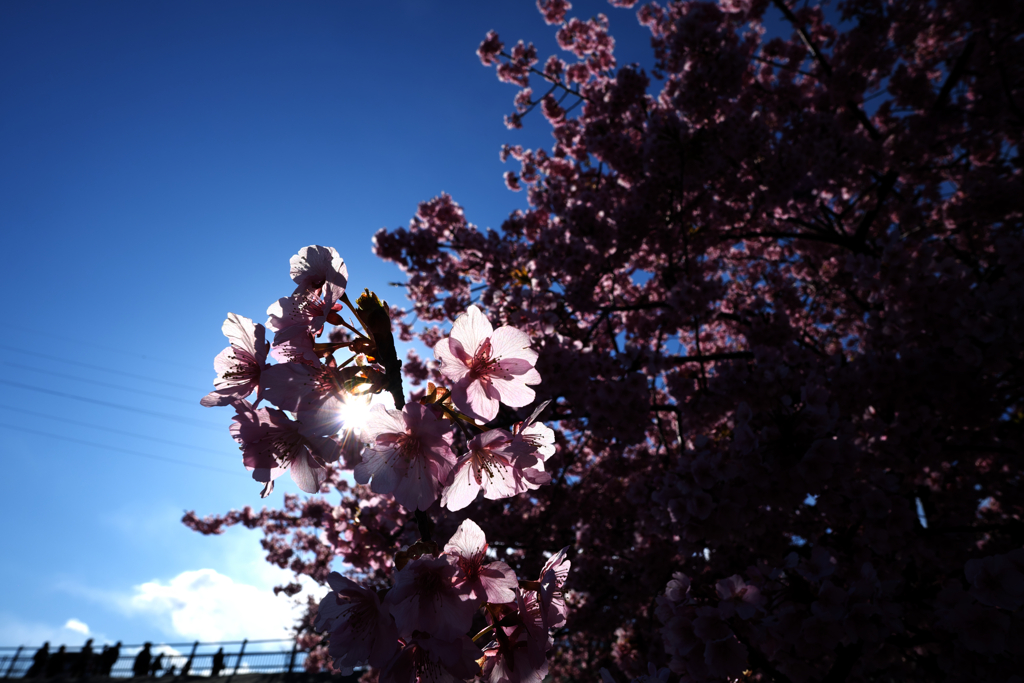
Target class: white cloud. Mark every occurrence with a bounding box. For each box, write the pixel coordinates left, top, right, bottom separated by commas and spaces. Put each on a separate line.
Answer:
0, 612, 105, 647
57, 527, 328, 643
63, 619, 89, 635
126, 568, 310, 641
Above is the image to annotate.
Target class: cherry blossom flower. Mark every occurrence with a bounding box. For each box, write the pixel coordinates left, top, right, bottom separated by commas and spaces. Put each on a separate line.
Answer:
714, 575, 764, 620
965, 551, 1024, 611
261, 362, 335, 412
441, 429, 537, 512
266, 288, 342, 363
289, 244, 348, 298
383, 555, 479, 642
537, 546, 571, 629
354, 403, 455, 512
258, 361, 360, 436
512, 406, 556, 489
434, 305, 541, 422
192, 1, 1024, 678
201, 313, 270, 407
380, 633, 483, 683
477, 30, 504, 66
481, 589, 550, 683
443, 519, 518, 604
314, 571, 400, 672
230, 400, 335, 496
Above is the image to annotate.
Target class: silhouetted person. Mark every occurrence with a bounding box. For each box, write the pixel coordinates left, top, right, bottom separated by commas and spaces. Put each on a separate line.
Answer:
100, 642, 121, 677
45, 646, 66, 678
24, 642, 48, 678
71, 640, 93, 678
148, 654, 164, 678
209, 649, 225, 678
132, 644, 151, 679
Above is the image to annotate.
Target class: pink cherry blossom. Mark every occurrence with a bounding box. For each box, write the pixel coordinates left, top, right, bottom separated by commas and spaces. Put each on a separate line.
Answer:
314, 571, 400, 671
434, 305, 541, 422
481, 589, 550, 683
443, 518, 518, 604
354, 403, 455, 512
201, 313, 270, 407
380, 633, 483, 683
289, 244, 348, 298
266, 287, 342, 362
230, 400, 334, 496
965, 551, 1024, 611
714, 575, 764, 620
441, 428, 537, 512
537, 546, 570, 629
512, 413, 556, 489
383, 555, 479, 642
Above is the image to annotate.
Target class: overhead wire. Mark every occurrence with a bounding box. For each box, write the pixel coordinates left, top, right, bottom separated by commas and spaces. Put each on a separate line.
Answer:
0, 404, 229, 455
0, 336, 246, 476
0, 423, 241, 475
0, 379, 224, 431
0, 343, 203, 392
0, 324, 208, 372
2, 361, 198, 406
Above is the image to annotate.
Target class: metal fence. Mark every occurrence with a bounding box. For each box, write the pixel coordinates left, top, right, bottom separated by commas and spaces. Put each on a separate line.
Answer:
0, 640, 307, 680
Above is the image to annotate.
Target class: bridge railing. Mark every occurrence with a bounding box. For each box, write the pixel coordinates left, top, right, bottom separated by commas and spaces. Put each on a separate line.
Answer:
0, 639, 306, 680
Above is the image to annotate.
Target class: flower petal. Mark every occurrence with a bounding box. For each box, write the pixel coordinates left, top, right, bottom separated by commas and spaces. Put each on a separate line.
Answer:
289, 450, 327, 493
453, 376, 500, 422
489, 325, 538, 364
442, 457, 480, 511
222, 313, 269, 364
444, 518, 487, 559
449, 305, 493, 356
434, 337, 471, 383
491, 374, 537, 408
394, 453, 440, 511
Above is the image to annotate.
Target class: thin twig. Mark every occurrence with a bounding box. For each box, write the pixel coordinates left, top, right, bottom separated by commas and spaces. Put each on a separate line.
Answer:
751, 54, 818, 79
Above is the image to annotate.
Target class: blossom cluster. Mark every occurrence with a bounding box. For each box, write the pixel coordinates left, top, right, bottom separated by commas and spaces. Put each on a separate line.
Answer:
315, 519, 569, 683
201, 246, 566, 680
201, 245, 549, 510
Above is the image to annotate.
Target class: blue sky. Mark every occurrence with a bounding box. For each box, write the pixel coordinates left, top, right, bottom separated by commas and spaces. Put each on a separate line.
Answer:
0, 0, 658, 647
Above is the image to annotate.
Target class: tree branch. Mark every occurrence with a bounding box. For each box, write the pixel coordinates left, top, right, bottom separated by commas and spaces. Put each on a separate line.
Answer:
770, 0, 832, 78
852, 170, 899, 242
729, 230, 877, 255
414, 509, 434, 543
933, 35, 977, 111
770, 0, 881, 140
663, 351, 754, 365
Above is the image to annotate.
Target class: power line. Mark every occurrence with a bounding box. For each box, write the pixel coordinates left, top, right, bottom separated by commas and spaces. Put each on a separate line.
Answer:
0, 343, 202, 392
0, 423, 241, 475
0, 404, 229, 456
2, 361, 197, 406
1, 324, 207, 372
0, 379, 223, 431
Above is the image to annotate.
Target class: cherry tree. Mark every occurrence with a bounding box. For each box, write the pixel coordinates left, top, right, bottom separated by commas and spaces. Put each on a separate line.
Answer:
187, 1, 1024, 681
